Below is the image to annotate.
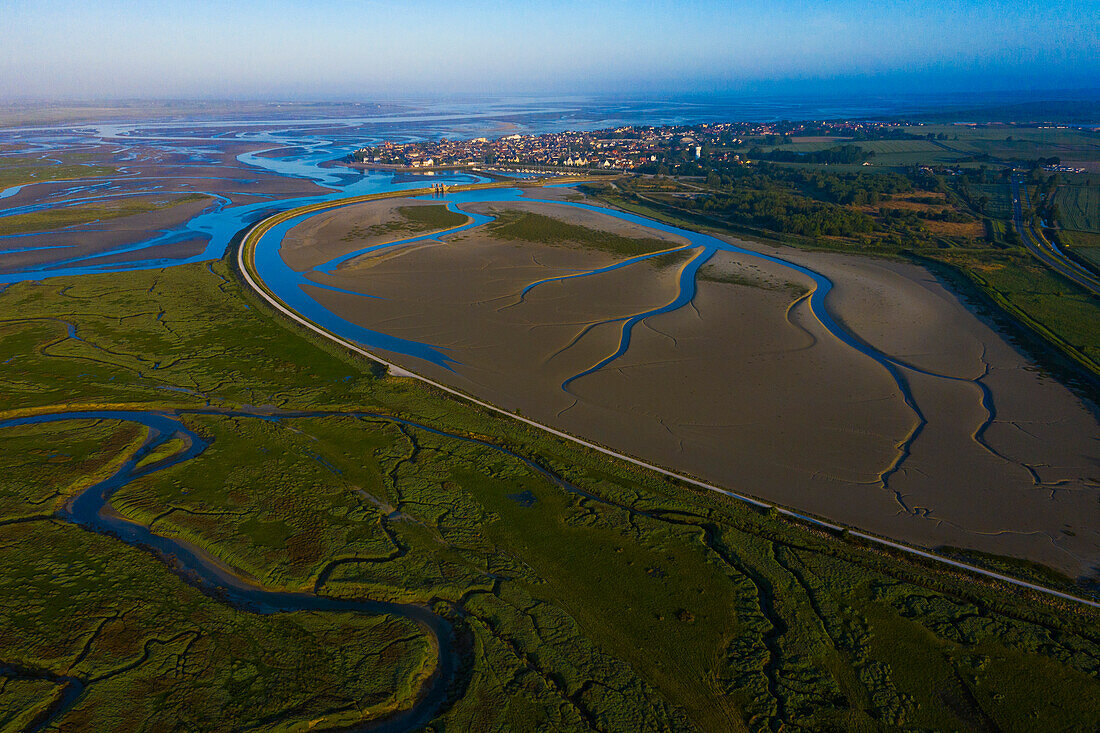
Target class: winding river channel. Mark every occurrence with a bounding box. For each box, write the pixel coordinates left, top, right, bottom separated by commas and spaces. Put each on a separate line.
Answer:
250, 185, 1006, 498
3, 399, 790, 730
0, 406, 614, 730
0, 116, 1005, 468
2, 115, 1098, 728
0, 409, 461, 731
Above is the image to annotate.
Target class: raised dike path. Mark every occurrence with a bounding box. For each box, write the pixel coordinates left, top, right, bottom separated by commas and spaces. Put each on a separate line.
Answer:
238, 179, 1100, 619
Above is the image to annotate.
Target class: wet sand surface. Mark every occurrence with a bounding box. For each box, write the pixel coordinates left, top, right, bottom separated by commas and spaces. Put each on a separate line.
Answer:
0, 140, 341, 277
285, 197, 1100, 579
0, 196, 216, 274
462, 199, 694, 248
281, 199, 464, 272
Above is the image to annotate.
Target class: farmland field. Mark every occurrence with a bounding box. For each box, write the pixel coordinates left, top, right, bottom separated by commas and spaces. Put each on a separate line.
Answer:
902, 126, 1100, 163
1053, 185, 1100, 232
755, 139, 963, 166
856, 139, 965, 165
1062, 229, 1100, 270
967, 183, 1013, 218
1077, 248, 1100, 269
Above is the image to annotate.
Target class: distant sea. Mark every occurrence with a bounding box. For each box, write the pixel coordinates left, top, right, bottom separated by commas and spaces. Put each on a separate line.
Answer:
328, 89, 1100, 143
2, 88, 1095, 142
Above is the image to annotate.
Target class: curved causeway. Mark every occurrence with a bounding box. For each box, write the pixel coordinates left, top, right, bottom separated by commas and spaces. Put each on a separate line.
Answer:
240, 183, 1100, 610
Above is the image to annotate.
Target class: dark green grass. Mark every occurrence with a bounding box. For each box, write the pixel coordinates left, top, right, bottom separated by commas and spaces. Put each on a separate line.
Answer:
0, 259, 1097, 731
487, 209, 674, 257
340, 204, 468, 242
1053, 185, 1100, 232
754, 139, 957, 164
1061, 229, 1100, 249
1070, 245, 1100, 270
901, 125, 1100, 163
0, 420, 433, 732
968, 183, 1013, 218
398, 204, 467, 230
954, 251, 1100, 372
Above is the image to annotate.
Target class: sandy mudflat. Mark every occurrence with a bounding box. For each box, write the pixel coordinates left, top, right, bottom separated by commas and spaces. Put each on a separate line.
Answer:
462, 199, 694, 248
519, 184, 589, 203
286, 195, 1100, 579
281, 199, 469, 272
0, 196, 215, 274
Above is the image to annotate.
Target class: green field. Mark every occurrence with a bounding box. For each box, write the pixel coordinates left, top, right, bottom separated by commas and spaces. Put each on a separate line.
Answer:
1061, 229, 1100, 271
0, 251, 1097, 730
755, 139, 963, 166
967, 183, 1013, 218
952, 250, 1100, 372
398, 203, 467, 230
858, 139, 966, 165
1077, 248, 1100, 269
1053, 185, 1100, 232
1059, 229, 1100, 248
902, 125, 1100, 163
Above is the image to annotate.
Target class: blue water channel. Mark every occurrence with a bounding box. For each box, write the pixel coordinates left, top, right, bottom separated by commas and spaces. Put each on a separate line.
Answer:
0, 131, 485, 283
247, 183, 1013, 498
0, 105, 1029, 729
0, 403, 700, 730
253, 186, 922, 401
0, 408, 458, 733
1, 119, 989, 488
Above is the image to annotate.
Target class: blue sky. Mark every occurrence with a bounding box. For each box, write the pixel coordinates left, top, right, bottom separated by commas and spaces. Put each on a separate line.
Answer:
1, 0, 1097, 99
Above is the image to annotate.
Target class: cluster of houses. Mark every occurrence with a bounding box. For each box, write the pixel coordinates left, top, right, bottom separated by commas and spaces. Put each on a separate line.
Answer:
349, 120, 915, 172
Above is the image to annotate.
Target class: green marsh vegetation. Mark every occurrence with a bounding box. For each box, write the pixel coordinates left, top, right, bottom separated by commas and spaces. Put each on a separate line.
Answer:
339, 204, 468, 242
0, 154, 116, 189
1059, 229, 1100, 271
0, 194, 209, 236
487, 209, 675, 257
398, 204, 468, 230
0, 419, 434, 732
0, 244, 1097, 729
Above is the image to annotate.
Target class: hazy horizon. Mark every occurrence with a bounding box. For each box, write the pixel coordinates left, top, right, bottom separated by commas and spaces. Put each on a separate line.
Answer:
3, 0, 1097, 101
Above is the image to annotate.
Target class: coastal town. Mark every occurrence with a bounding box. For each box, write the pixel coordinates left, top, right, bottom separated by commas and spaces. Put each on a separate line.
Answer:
349, 120, 915, 171
350, 118, 1092, 177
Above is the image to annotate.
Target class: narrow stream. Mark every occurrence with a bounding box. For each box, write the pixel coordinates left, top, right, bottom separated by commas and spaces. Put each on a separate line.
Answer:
0, 409, 457, 732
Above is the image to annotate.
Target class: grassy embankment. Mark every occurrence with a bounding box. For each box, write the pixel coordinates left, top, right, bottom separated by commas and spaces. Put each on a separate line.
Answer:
1051, 185, 1100, 233
0, 210, 1097, 729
